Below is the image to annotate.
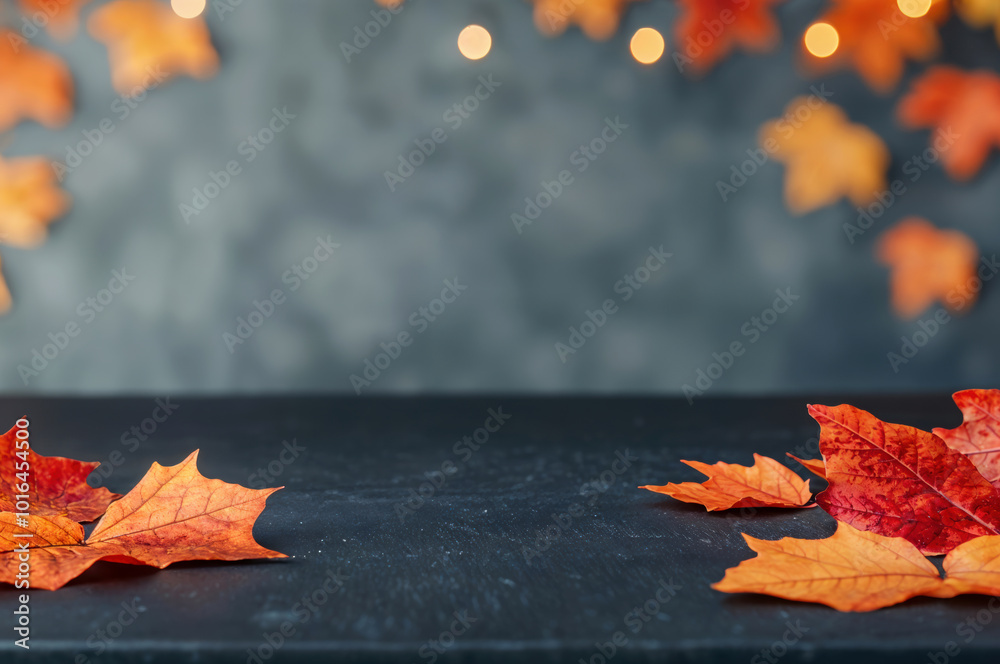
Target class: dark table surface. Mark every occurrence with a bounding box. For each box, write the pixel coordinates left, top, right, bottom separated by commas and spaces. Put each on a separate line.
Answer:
3, 395, 997, 663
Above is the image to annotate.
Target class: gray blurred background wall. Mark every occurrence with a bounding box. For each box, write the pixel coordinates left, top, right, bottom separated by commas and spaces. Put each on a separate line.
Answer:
1, 0, 998, 394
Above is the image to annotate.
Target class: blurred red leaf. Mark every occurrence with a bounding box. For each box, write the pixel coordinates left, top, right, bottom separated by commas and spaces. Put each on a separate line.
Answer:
675, 0, 785, 74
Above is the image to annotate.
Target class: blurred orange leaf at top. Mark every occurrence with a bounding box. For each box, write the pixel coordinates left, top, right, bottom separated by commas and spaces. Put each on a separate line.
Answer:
0, 30, 73, 133
876, 217, 979, 319
88, 0, 218, 96
898, 66, 1000, 181
531, 0, 644, 40
759, 98, 889, 214
806, 0, 946, 93
18, 0, 94, 39
956, 0, 1000, 44
674, 0, 785, 75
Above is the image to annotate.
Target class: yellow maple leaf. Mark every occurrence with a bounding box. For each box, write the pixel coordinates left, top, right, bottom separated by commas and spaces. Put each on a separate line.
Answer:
88, 0, 218, 96
759, 98, 889, 214
531, 0, 644, 40
956, 0, 1000, 43
0, 29, 73, 132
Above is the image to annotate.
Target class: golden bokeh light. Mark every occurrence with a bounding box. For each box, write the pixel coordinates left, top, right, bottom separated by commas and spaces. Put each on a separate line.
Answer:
897, 0, 932, 18
804, 22, 839, 58
458, 25, 492, 60
630, 28, 665, 65
171, 0, 206, 19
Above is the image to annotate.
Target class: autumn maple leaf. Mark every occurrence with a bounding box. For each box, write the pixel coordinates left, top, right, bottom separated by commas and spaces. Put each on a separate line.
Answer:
674, 0, 784, 74
759, 100, 889, 214
640, 453, 812, 511
955, 0, 1000, 45
530, 0, 643, 40
809, 403, 1000, 555
714, 521, 1000, 611
786, 453, 825, 479
88, 0, 218, 96
0, 450, 285, 590
876, 217, 979, 319
934, 389, 1000, 489
0, 422, 120, 522
18, 0, 93, 39
805, 0, 946, 93
898, 66, 1000, 180
0, 30, 73, 132
0, 155, 71, 249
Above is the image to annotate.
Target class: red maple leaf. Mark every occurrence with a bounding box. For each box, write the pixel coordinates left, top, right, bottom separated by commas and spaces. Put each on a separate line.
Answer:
674, 0, 785, 74
898, 66, 1000, 180
809, 403, 1000, 555
935, 389, 1000, 489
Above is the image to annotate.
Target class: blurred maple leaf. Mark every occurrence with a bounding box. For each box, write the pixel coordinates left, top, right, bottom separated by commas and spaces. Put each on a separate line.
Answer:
806, 0, 946, 93
0, 155, 71, 313
0, 30, 73, 132
18, 0, 93, 39
531, 0, 643, 40
898, 66, 1000, 180
956, 0, 1000, 44
759, 99, 889, 214
876, 217, 979, 319
88, 0, 218, 96
674, 0, 785, 75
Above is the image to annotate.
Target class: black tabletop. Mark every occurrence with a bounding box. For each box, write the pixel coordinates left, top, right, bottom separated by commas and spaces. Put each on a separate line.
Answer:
4, 395, 996, 663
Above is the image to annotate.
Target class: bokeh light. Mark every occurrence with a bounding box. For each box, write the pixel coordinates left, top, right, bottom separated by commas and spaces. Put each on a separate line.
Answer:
804, 22, 839, 58
171, 0, 206, 19
458, 25, 492, 60
898, 0, 932, 18
630, 28, 665, 65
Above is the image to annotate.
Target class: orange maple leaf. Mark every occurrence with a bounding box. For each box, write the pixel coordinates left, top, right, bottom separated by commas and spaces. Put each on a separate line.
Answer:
674, 0, 784, 75
530, 0, 643, 40
0, 155, 71, 249
0, 30, 73, 132
18, 0, 93, 39
876, 217, 979, 319
759, 99, 889, 214
898, 66, 1000, 180
714, 521, 1000, 611
785, 453, 826, 479
0, 450, 285, 590
88, 0, 218, 96
0, 422, 120, 523
640, 453, 812, 511
934, 389, 1000, 489
805, 0, 946, 93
